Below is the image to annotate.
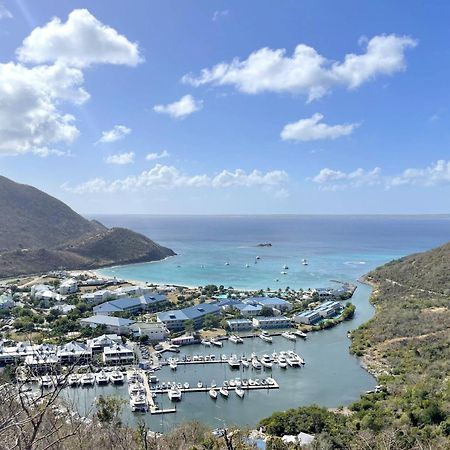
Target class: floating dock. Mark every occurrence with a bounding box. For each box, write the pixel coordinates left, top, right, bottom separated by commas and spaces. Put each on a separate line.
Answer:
137, 369, 177, 415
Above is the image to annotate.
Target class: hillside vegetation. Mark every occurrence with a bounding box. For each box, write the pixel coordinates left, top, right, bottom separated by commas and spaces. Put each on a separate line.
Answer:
0, 175, 175, 277
261, 241, 450, 449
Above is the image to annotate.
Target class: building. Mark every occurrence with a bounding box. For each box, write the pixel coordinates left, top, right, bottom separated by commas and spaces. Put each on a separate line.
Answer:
293, 310, 322, 325
31, 284, 61, 302
93, 294, 167, 316
252, 316, 291, 329
87, 334, 122, 353
81, 289, 115, 305
129, 322, 169, 342
102, 344, 134, 365
313, 287, 347, 300
235, 303, 263, 317
59, 279, 78, 295
157, 303, 221, 331
243, 296, 293, 312
57, 341, 91, 364
80, 315, 135, 335
0, 292, 14, 310
226, 318, 253, 332
315, 300, 342, 318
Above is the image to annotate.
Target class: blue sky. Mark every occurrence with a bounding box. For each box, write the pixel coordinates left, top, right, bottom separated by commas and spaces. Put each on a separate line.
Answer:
1, 0, 450, 214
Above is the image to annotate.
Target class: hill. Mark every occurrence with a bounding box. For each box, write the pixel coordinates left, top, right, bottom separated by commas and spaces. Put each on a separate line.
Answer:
0, 176, 175, 277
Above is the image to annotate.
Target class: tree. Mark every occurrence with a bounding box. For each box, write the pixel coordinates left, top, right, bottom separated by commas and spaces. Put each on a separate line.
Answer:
203, 314, 221, 329
261, 306, 274, 317
184, 319, 195, 333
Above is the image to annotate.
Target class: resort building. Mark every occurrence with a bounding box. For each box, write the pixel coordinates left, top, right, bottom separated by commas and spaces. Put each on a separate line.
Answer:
315, 300, 342, 318
293, 310, 322, 325
87, 334, 122, 353
80, 315, 136, 335
31, 284, 61, 302
252, 316, 292, 329
57, 341, 91, 364
93, 294, 167, 316
226, 318, 253, 332
313, 287, 347, 300
58, 279, 78, 295
157, 303, 221, 331
129, 322, 169, 342
102, 344, 135, 365
243, 296, 293, 312
81, 289, 115, 304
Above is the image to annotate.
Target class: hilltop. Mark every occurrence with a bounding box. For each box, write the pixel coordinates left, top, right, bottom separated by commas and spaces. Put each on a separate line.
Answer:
0, 176, 175, 278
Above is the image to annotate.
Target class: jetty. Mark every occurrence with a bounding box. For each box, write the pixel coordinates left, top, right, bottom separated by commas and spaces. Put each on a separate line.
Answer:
138, 369, 176, 415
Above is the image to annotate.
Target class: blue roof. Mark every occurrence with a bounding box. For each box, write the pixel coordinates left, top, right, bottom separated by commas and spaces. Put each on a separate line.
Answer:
256, 316, 290, 321
81, 315, 135, 327
157, 310, 188, 321
158, 303, 220, 322
141, 294, 167, 304
235, 303, 262, 312
93, 294, 167, 314
296, 310, 321, 318
245, 296, 290, 306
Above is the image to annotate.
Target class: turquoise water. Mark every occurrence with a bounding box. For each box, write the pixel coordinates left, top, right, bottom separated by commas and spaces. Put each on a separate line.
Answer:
83, 215, 450, 431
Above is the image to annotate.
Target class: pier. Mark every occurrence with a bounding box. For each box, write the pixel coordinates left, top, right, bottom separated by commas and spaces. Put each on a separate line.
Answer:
139, 369, 177, 415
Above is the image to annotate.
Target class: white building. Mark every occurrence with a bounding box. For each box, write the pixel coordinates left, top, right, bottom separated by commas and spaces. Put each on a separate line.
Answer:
226, 318, 253, 332
80, 315, 135, 335
31, 284, 61, 302
129, 322, 169, 342
103, 344, 134, 365
252, 316, 292, 329
81, 289, 115, 305
59, 279, 78, 295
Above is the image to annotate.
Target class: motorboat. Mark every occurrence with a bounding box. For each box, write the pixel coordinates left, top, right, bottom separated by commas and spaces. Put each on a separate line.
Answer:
211, 340, 223, 347
168, 387, 182, 401
39, 375, 53, 389
80, 373, 95, 387
251, 359, 262, 370
127, 370, 141, 384
228, 335, 243, 344
96, 371, 109, 385
261, 355, 273, 369
241, 359, 249, 368
169, 360, 177, 370
283, 264, 289, 270
293, 330, 308, 339
184, 382, 190, 389
229, 379, 236, 387
197, 381, 203, 388
177, 383, 182, 389
219, 386, 229, 397
281, 331, 297, 341
130, 394, 148, 412
211, 380, 217, 388
201, 340, 211, 346
235, 387, 245, 398
259, 333, 273, 343
149, 375, 159, 384
281, 271, 288, 275
110, 370, 125, 384
68, 374, 79, 387
225, 262, 230, 266
128, 382, 145, 396
228, 356, 241, 369
209, 388, 218, 399
278, 360, 287, 368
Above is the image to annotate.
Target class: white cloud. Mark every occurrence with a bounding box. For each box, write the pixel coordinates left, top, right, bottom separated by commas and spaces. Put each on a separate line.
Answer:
105, 152, 135, 165
31, 147, 68, 158
183, 34, 416, 102
153, 94, 203, 119
64, 164, 288, 193
0, 3, 13, 19
388, 160, 450, 187
145, 150, 170, 161
98, 125, 131, 144
17, 9, 143, 68
281, 113, 358, 141
212, 10, 229, 21
311, 167, 382, 190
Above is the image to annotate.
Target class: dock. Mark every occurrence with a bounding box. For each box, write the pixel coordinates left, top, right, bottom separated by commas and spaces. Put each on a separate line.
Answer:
137, 369, 177, 415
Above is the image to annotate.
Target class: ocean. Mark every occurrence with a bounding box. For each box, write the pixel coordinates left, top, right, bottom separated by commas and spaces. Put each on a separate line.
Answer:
81, 215, 450, 431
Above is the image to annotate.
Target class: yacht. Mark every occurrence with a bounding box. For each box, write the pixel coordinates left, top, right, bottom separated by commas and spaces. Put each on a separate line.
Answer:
211, 380, 217, 388
302, 259, 308, 266
228, 356, 241, 369
259, 332, 273, 343
127, 370, 141, 384
39, 375, 53, 389
197, 381, 203, 388
229, 379, 236, 387
283, 264, 289, 270
149, 375, 159, 384
96, 371, 109, 385
228, 335, 243, 344
278, 360, 288, 369
219, 386, 229, 398
235, 387, 245, 398
167, 387, 182, 401
201, 340, 211, 346
110, 370, 125, 384
241, 359, 250, 368
261, 355, 273, 369
129, 394, 148, 412
184, 382, 190, 389
169, 360, 177, 370
129, 382, 145, 396
251, 359, 262, 370
287, 355, 302, 367
281, 331, 297, 341
209, 388, 218, 399
80, 373, 95, 387
68, 374, 80, 387
294, 330, 308, 339
281, 271, 288, 275
211, 339, 223, 347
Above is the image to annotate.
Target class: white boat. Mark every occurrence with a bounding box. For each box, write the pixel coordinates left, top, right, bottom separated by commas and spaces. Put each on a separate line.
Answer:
110, 371, 124, 384
287, 356, 302, 367
259, 333, 273, 343
39, 375, 53, 389
261, 355, 273, 369
256, 256, 261, 260
211, 380, 217, 388
219, 387, 229, 397
127, 370, 141, 384
96, 371, 109, 385
302, 259, 308, 266
130, 394, 148, 412
235, 387, 245, 398
281, 271, 288, 275
128, 382, 145, 396
228, 357, 241, 369
201, 340, 211, 346
229, 379, 236, 387
168, 387, 182, 401
245, 264, 250, 268
209, 388, 218, 399
80, 373, 95, 386
281, 331, 297, 341
293, 330, 308, 339
241, 359, 250, 368
228, 335, 243, 344
278, 361, 287, 369
225, 262, 230, 266
251, 359, 262, 370
197, 381, 203, 388
211, 340, 223, 347
68, 374, 79, 387
169, 360, 177, 370
184, 382, 190, 389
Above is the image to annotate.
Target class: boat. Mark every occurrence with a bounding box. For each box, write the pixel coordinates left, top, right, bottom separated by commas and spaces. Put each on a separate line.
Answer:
211, 380, 217, 388
281, 331, 297, 341
235, 387, 245, 398
241, 359, 249, 368
228, 335, 243, 344
302, 259, 308, 266
259, 333, 273, 343
169, 360, 177, 370
228, 356, 241, 369
96, 371, 109, 385
129, 394, 148, 412
128, 382, 145, 396
293, 330, 307, 339
201, 340, 211, 346
229, 379, 236, 387
184, 382, 190, 389
209, 388, 218, 399
39, 375, 53, 389
225, 262, 230, 266
80, 373, 95, 386
167, 387, 182, 401
255, 255, 261, 259
251, 359, 262, 370
197, 381, 203, 388
211, 340, 223, 347
127, 370, 141, 384
245, 264, 250, 268
219, 386, 229, 397
281, 271, 287, 275
68, 374, 79, 387
278, 360, 287, 369
110, 370, 124, 384
149, 375, 159, 384
287, 355, 302, 367
283, 264, 289, 270
261, 355, 273, 369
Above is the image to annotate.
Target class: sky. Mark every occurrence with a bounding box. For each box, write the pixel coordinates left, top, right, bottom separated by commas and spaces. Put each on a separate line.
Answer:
1, 0, 450, 215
